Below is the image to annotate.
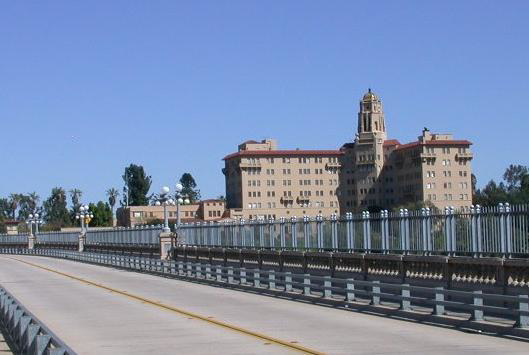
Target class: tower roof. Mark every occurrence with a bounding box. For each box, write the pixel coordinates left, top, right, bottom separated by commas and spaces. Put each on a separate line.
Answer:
362, 88, 378, 101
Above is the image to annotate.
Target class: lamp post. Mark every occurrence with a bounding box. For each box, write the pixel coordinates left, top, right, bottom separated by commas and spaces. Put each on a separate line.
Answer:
26, 213, 43, 236
75, 205, 94, 233
174, 183, 190, 231
124, 185, 129, 208
155, 186, 175, 233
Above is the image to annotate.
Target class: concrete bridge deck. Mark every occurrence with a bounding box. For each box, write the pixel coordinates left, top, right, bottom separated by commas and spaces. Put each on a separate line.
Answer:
0, 255, 527, 354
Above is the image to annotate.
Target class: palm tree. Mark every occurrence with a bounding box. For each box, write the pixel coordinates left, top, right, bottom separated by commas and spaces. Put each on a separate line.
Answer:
8, 193, 22, 220
106, 188, 119, 226
28, 192, 40, 212
69, 189, 82, 211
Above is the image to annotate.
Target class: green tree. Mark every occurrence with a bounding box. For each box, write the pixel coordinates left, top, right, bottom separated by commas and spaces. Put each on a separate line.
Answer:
503, 164, 529, 192
88, 201, 113, 227
106, 188, 119, 225
17, 193, 40, 221
69, 188, 82, 211
0, 198, 11, 219
43, 187, 71, 229
122, 164, 151, 206
179, 173, 201, 202
8, 193, 22, 219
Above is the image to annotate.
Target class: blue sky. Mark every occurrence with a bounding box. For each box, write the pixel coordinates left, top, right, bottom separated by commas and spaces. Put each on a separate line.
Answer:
1, 1, 528, 206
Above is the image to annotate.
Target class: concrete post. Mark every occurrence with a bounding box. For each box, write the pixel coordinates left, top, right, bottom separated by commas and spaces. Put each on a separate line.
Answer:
269, 270, 276, 290
346, 278, 356, 302
471, 291, 484, 321
227, 267, 234, 283
78, 232, 86, 252
346, 212, 354, 250
291, 217, 298, 249
159, 231, 176, 260
285, 272, 293, 292
316, 215, 324, 250
370, 281, 380, 305
330, 214, 338, 250
324, 276, 332, 298
400, 284, 411, 311
28, 234, 36, 250
303, 274, 311, 296
516, 295, 529, 328
240, 268, 247, 284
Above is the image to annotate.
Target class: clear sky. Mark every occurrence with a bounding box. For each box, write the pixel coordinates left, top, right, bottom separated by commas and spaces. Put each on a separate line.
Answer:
1, 1, 528, 206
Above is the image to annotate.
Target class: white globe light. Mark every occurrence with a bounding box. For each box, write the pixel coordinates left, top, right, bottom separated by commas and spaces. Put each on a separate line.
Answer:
177, 198, 184, 204
29, 214, 33, 219
34, 213, 39, 218
175, 183, 183, 192
161, 186, 170, 195
155, 201, 161, 206
84, 205, 89, 210
168, 199, 174, 205
184, 199, 190, 205
76, 215, 79, 219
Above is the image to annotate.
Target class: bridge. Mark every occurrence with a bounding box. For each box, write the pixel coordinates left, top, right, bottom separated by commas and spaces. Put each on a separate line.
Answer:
1, 252, 529, 354
0, 204, 528, 353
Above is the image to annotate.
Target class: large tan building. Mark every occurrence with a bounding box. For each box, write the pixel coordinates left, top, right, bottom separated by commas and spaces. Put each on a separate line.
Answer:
223, 90, 473, 219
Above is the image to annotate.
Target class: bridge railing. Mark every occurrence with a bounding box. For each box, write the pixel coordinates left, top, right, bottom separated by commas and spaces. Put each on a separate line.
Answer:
16, 249, 529, 331
85, 225, 163, 245
0, 234, 28, 245
1, 225, 164, 247
180, 203, 529, 257
37, 231, 79, 244
0, 285, 74, 354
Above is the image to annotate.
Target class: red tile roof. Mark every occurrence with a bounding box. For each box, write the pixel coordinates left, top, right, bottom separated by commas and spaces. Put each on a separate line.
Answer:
223, 149, 343, 160
394, 140, 472, 151
383, 139, 401, 146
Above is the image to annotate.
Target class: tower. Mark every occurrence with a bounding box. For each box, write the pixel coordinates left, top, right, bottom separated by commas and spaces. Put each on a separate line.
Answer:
352, 89, 387, 210
357, 88, 386, 138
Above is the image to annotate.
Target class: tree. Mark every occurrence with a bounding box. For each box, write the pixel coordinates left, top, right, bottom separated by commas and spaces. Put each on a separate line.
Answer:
88, 201, 112, 227
179, 173, 201, 202
0, 198, 11, 219
43, 187, 71, 229
503, 165, 529, 192
122, 164, 151, 206
106, 188, 119, 226
69, 188, 82, 211
474, 180, 509, 207
8, 193, 22, 219
17, 193, 40, 221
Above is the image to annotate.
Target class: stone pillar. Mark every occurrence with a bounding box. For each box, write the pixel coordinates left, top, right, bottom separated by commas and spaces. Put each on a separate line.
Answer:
79, 232, 86, 252
160, 231, 176, 260
28, 234, 36, 250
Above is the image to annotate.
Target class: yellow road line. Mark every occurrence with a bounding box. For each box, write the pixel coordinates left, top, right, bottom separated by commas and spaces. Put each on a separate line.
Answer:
6, 256, 325, 355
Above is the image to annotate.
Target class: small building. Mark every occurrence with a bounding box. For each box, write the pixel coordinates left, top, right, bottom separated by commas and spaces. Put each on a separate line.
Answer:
117, 199, 226, 227
4, 220, 21, 235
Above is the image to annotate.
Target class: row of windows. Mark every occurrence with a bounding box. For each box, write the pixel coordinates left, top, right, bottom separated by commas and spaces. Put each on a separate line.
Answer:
427, 194, 470, 201
208, 210, 222, 217
247, 156, 339, 165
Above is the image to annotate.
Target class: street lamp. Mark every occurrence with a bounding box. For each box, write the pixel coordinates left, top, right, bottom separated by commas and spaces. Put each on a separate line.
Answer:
75, 205, 94, 233
124, 185, 129, 208
26, 213, 43, 236
155, 186, 175, 233
175, 183, 190, 231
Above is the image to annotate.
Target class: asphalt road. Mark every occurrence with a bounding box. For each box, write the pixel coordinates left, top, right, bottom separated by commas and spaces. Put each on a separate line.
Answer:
0, 255, 527, 355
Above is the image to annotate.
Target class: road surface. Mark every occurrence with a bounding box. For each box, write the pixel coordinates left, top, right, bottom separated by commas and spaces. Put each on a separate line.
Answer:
0, 255, 527, 354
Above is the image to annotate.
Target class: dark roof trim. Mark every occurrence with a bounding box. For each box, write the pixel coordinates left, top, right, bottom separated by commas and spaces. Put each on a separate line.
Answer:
223, 150, 343, 160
